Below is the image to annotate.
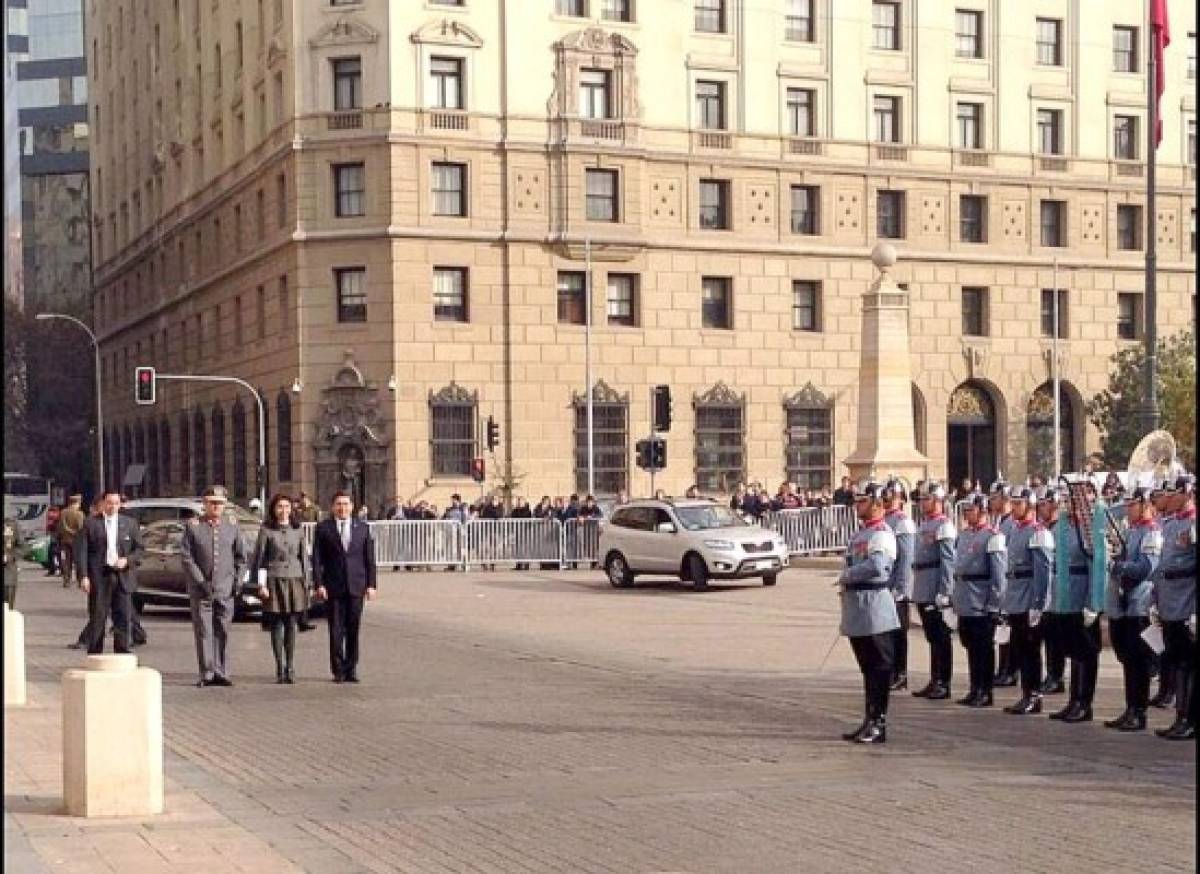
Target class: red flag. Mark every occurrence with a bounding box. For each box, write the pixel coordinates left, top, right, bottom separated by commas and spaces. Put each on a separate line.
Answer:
1151, 0, 1171, 147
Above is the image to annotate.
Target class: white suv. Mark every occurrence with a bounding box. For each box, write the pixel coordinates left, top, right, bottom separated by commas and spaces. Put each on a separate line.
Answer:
598, 499, 790, 590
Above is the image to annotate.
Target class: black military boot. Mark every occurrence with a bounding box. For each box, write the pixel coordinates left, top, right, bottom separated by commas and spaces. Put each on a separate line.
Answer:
1061, 703, 1093, 723
1104, 708, 1136, 729
994, 672, 1017, 688
1116, 709, 1147, 732
1149, 671, 1176, 708
1159, 720, 1196, 740
1005, 694, 1042, 715
966, 691, 993, 708
842, 718, 870, 742
912, 679, 937, 698
854, 717, 887, 744
1039, 676, 1066, 695
925, 682, 951, 700
956, 688, 980, 706
889, 673, 908, 691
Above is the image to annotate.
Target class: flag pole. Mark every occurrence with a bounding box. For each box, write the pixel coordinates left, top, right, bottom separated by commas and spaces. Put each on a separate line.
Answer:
1142, 10, 1161, 434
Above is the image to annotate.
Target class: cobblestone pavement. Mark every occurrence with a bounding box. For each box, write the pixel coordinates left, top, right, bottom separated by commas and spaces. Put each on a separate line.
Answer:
5, 563, 1195, 873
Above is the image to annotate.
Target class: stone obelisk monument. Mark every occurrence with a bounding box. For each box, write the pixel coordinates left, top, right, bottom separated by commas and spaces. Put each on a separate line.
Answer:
843, 243, 929, 484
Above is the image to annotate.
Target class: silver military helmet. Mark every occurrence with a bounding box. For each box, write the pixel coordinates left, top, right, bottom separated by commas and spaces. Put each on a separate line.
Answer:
854, 480, 886, 502
1010, 485, 1036, 504
881, 478, 908, 502
922, 482, 948, 502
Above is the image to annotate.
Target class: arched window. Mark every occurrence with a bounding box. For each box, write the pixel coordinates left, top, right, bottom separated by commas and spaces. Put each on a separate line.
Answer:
159, 419, 172, 492
572, 381, 629, 495
254, 387, 269, 495
211, 406, 226, 486
276, 391, 293, 483
693, 382, 745, 494
178, 411, 191, 489
231, 401, 247, 499
784, 383, 834, 489
1026, 382, 1077, 479
946, 381, 997, 489
429, 382, 478, 477
192, 409, 207, 493
108, 426, 120, 492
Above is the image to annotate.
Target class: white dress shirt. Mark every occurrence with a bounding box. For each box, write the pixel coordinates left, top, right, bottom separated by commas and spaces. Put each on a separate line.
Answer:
339, 519, 351, 550
104, 513, 119, 567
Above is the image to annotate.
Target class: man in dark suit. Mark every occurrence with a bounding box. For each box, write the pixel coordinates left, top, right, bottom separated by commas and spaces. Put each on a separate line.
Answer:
312, 491, 377, 683
74, 490, 143, 654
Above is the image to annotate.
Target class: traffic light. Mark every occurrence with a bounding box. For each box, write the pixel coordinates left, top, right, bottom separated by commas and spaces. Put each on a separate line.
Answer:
486, 416, 500, 452
471, 457, 486, 483
650, 438, 667, 470
652, 385, 672, 432
134, 366, 156, 405
636, 439, 651, 470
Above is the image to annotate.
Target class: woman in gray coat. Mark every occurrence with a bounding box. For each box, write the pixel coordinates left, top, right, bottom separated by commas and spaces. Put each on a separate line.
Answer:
251, 494, 311, 683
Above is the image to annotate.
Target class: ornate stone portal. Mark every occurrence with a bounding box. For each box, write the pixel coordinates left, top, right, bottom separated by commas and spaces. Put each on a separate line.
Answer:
312, 352, 391, 512
842, 244, 929, 485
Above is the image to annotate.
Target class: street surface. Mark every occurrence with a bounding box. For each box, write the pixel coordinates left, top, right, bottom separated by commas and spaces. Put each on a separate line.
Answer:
5, 562, 1195, 873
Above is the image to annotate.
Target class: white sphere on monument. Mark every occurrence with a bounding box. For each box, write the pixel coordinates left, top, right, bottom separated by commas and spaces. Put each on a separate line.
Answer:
871, 242, 898, 272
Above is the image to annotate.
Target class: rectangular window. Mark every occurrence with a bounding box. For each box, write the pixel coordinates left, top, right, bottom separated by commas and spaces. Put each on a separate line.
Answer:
430, 56, 464, 109
792, 280, 821, 331
607, 274, 637, 326
574, 398, 628, 495
276, 173, 287, 228
960, 195, 986, 242
699, 179, 730, 229
785, 404, 832, 489
601, 0, 632, 22
333, 163, 365, 217
786, 0, 814, 42
1113, 115, 1138, 160
332, 57, 362, 111
256, 285, 267, 340
1117, 292, 1142, 340
335, 267, 367, 323
579, 69, 611, 119
701, 277, 732, 329
961, 287, 988, 336
1040, 200, 1065, 247
1189, 121, 1196, 165
585, 169, 619, 222
279, 275, 290, 331
695, 0, 726, 33
1113, 26, 1138, 72
956, 10, 983, 58
1040, 288, 1069, 338
956, 102, 982, 149
695, 80, 726, 130
1116, 204, 1143, 251
786, 87, 815, 137
873, 95, 900, 143
255, 189, 265, 240
557, 271, 587, 325
1037, 108, 1062, 154
431, 397, 476, 478
233, 295, 244, 346
556, 0, 586, 14
1189, 33, 1196, 79
872, 2, 900, 50
1036, 18, 1062, 66
432, 162, 467, 217
433, 267, 468, 322
877, 190, 905, 239
694, 401, 745, 494
790, 185, 819, 235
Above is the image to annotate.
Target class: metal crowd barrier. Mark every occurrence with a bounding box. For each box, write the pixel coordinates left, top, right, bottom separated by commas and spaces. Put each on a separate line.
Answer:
563, 518, 602, 566
464, 518, 563, 569
763, 505, 857, 555
372, 520, 464, 568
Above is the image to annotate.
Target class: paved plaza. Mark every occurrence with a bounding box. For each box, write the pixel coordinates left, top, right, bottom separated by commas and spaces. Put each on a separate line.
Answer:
4, 562, 1195, 873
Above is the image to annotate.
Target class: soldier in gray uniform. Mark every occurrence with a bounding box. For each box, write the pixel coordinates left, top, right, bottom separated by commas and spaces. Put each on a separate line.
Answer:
989, 481, 1018, 687
1001, 486, 1052, 714
952, 495, 1007, 707
1046, 498, 1103, 723
1148, 480, 1178, 709
883, 479, 916, 691
911, 484, 956, 700
1151, 475, 1197, 740
1038, 490, 1068, 697
1104, 486, 1163, 731
836, 482, 901, 744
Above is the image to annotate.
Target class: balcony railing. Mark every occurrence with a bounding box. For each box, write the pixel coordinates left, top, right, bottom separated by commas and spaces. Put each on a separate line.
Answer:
428, 110, 469, 131
788, 137, 823, 156
956, 150, 991, 167
1038, 156, 1070, 172
1114, 161, 1144, 177
579, 119, 624, 140
874, 144, 909, 162
327, 111, 364, 131
695, 130, 732, 150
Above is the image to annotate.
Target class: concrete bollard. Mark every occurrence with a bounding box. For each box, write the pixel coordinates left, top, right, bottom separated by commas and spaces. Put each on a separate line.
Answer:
62, 654, 163, 817
4, 604, 26, 706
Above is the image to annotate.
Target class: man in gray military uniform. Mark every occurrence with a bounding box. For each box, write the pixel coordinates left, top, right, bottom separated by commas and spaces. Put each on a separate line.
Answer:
1001, 487, 1052, 715
989, 481, 1018, 687
181, 486, 247, 687
1046, 497, 1102, 723
1104, 486, 1163, 732
952, 494, 1006, 707
1147, 480, 1178, 708
1151, 475, 1197, 740
883, 479, 916, 691
911, 483, 956, 700
836, 482, 900, 744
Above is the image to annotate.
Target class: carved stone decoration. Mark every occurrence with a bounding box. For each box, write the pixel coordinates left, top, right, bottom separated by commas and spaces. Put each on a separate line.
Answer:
309, 16, 381, 48
312, 351, 391, 511
572, 379, 628, 406
947, 384, 994, 424
551, 28, 640, 120
783, 382, 832, 409
695, 381, 744, 408
962, 343, 987, 378
410, 18, 484, 48
1026, 385, 1057, 422
1041, 344, 1069, 379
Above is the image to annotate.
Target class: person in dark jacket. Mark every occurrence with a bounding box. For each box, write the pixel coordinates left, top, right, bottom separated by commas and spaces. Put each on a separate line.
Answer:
311, 491, 378, 683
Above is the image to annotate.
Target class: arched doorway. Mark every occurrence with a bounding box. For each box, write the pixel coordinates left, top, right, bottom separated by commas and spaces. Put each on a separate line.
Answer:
947, 382, 997, 490
1026, 382, 1076, 480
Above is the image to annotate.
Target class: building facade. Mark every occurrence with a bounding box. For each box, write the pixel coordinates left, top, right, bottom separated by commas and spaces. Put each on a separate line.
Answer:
87, 0, 1196, 509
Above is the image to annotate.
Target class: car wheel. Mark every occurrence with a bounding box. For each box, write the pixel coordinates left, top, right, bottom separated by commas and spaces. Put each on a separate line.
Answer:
131, 594, 146, 615
762, 572, 779, 587
686, 553, 709, 591
605, 552, 635, 588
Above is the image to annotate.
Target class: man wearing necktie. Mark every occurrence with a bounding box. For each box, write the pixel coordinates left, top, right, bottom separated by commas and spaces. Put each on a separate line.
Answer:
312, 491, 378, 683
74, 490, 143, 654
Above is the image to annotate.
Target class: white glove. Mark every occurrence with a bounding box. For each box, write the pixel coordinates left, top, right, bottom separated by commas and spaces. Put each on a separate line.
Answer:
935, 594, 951, 609
1189, 614, 1197, 637
941, 607, 958, 630
1028, 609, 1042, 627
1082, 608, 1099, 627
1149, 605, 1161, 626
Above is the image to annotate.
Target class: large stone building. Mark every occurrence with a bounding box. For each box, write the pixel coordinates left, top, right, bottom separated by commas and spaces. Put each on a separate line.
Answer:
87, 0, 1196, 509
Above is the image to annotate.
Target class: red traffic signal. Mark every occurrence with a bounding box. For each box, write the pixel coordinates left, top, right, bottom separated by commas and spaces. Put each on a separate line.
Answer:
134, 366, 157, 405
471, 457, 486, 483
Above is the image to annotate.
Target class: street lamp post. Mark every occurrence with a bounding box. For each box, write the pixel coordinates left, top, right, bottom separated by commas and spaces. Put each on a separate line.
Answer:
35, 313, 104, 491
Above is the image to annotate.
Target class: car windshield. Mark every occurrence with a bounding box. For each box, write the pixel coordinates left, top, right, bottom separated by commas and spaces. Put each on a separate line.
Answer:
674, 505, 744, 531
